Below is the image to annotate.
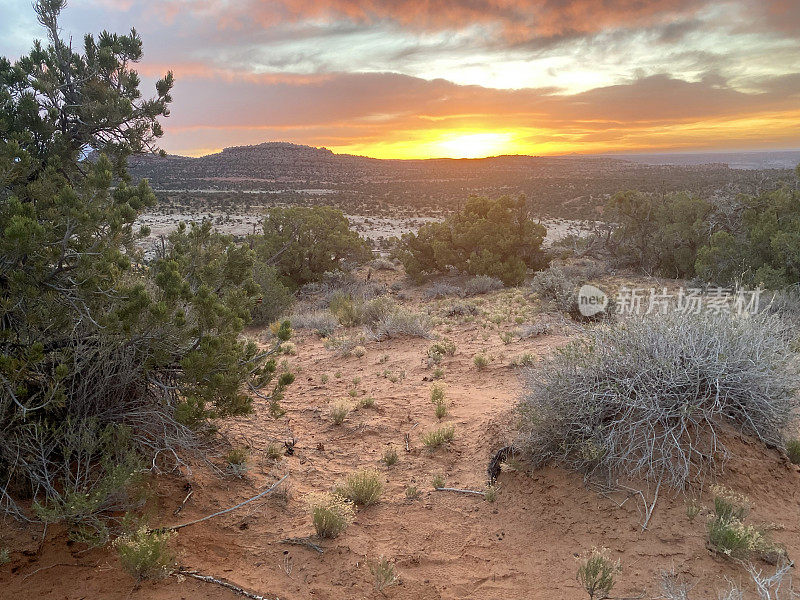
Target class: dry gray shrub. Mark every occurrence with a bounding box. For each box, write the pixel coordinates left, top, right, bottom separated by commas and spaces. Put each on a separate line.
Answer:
289, 308, 338, 336
517, 311, 800, 490
530, 266, 576, 312
423, 282, 464, 299
366, 309, 432, 340
462, 275, 504, 296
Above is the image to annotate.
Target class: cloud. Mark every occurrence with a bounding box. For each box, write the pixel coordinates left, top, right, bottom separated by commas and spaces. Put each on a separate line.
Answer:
156, 69, 800, 156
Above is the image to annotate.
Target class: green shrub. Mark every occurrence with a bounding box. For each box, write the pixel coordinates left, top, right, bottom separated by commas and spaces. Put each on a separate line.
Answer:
225, 447, 249, 478
250, 264, 294, 326
576, 548, 620, 600
484, 484, 499, 503
382, 447, 399, 466
329, 401, 351, 425
0, 1, 293, 531
473, 353, 490, 369
422, 425, 455, 449
428, 339, 457, 363
405, 486, 421, 499
330, 293, 361, 326
0, 548, 9, 566
113, 527, 176, 581
307, 493, 355, 538
431, 474, 446, 489
395, 196, 548, 286
335, 469, 384, 506
706, 485, 783, 562
696, 182, 800, 288
368, 556, 398, 591
431, 383, 448, 419
266, 443, 283, 460
252, 206, 371, 289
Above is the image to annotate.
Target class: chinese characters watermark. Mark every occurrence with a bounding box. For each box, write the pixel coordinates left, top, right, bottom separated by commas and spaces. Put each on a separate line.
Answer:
614, 286, 763, 316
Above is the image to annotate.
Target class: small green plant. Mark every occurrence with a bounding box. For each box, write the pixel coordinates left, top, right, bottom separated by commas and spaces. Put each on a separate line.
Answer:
421, 424, 455, 449
352, 345, 366, 358
706, 485, 783, 561
427, 339, 456, 364
786, 439, 800, 464
473, 353, 489, 369
330, 400, 351, 425
335, 469, 384, 506
509, 352, 536, 367
405, 485, 421, 500
348, 388, 359, 398
430, 383, 448, 419
329, 293, 361, 326
368, 556, 398, 591
113, 526, 176, 581
352, 376, 362, 386
0, 547, 9, 566
484, 484, 499, 503
334, 371, 342, 378
686, 499, 701, 522
225, 447, 249, 477
431, 474, 446, 489
320, 373, 329, 384
576, 547, 620, 600
359, 396, 376, 409
266, 443, 283, 460
280, 341, 297, 355
711, 485, 750, 522
307, 493, 355, 538
382, 446, 399, 466
499, 331, 514, 344
432, 367, 445, 379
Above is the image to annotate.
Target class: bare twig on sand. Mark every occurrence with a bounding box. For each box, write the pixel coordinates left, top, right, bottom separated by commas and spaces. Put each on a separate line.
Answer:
178, 568, 280, 600
280, 537, 324, 554
433, 487, 485, 497
405, 423, 418, 452
159, 473, 289, 533
173, 485, 194, 516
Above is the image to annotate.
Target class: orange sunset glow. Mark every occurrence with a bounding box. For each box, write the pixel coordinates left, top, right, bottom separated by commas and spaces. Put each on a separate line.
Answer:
3, 1, 798, 158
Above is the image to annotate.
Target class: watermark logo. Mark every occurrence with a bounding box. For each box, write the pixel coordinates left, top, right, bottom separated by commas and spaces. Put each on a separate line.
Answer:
577, 284, 609, 317
615, 286, 762, 316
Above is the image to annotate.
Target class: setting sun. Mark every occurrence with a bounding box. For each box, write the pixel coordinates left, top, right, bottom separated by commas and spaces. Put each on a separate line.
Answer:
433, 132, 515, 159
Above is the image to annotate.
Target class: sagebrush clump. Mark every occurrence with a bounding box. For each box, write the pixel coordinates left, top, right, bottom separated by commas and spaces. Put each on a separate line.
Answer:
113, 527, 176, 581
335, 469, 384, 506
307, 493, 355, 538
422, 425, 455, 449
517, 311, 800, 489
576, 548, 620, 600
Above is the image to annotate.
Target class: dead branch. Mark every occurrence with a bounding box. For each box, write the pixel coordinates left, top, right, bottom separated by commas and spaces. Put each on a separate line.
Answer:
160, 473, 289, 532
433, 487, 485, 497
173, 485, 194, 516
178, 568, 279, 600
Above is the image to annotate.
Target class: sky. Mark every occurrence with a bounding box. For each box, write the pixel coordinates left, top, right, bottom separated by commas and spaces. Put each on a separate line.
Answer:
1, 0, 799, 159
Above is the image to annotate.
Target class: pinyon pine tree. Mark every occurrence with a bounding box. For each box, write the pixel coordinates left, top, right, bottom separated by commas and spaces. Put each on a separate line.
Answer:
0, 0, 291, 539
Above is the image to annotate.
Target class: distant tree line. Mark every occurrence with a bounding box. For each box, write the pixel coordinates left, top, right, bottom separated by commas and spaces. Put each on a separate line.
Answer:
597, 167, 800, 288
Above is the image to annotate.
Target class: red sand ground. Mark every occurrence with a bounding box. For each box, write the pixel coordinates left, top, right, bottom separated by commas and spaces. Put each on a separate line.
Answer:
2, 274, 799, 600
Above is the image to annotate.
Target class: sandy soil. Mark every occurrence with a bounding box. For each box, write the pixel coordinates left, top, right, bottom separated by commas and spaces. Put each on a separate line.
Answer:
3, 269, 800, 600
